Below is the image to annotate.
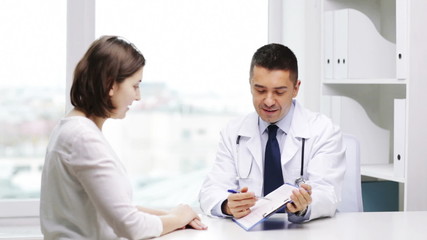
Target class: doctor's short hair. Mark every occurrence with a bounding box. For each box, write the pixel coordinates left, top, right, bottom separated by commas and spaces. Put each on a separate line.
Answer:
70, 35, 145, 118
249, 43, 298, 85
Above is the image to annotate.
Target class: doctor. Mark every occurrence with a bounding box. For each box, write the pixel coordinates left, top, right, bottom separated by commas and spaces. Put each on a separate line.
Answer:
199, 43, 345, 223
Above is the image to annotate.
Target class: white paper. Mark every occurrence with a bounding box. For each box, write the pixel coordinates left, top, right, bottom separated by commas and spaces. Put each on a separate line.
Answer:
233, 184, 297, 230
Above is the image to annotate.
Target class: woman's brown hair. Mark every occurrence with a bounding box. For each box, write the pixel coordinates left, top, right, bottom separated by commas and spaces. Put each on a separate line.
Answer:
70, 36, 145, 118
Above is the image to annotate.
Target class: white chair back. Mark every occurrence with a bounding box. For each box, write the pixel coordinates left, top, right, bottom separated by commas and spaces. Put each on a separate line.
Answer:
337, 134, 364, 212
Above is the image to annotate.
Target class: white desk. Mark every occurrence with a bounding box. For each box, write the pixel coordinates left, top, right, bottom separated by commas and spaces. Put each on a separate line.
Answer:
1, 211, 426, 239
157, 211, 427, 240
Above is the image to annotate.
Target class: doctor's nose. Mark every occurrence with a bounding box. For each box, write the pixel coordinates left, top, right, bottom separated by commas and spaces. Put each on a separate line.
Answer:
264, 94, 275, 107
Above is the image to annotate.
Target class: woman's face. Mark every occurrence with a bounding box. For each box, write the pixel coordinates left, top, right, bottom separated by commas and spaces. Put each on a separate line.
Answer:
109, 68, 143, 119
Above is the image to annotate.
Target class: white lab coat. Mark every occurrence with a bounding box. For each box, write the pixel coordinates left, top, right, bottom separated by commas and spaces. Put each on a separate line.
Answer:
199, 101, 346, 221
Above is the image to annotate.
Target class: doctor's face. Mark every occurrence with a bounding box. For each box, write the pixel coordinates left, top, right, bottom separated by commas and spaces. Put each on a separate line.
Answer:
250, 66, 300, 124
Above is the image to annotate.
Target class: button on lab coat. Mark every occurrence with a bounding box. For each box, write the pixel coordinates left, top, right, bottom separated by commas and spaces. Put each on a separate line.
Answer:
199, 101, 346, 221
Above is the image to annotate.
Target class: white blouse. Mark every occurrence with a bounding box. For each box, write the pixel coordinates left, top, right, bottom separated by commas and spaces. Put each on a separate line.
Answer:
40, 116, 162, 239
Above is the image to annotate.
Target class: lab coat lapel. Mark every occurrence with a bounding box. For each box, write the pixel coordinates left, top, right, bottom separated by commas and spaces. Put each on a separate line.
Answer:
238, 113, 263, 173
281, 101, 310, 166
281, 134, 299, 166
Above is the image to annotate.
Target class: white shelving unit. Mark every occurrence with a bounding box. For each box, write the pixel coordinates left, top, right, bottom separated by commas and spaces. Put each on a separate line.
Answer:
323, 79, 405, 85
360, 163, 404, 183
320, 0, 427, 211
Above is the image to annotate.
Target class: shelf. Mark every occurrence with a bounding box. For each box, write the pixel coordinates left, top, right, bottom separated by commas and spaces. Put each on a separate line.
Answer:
323, 78, 407, 85
361, 164, 405, 183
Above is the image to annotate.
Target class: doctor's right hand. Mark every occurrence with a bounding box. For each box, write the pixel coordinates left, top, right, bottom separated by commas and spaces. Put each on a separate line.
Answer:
222, 187, 257, 219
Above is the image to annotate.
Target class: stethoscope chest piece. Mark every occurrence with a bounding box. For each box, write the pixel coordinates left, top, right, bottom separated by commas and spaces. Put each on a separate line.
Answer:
295, 177, 305, 187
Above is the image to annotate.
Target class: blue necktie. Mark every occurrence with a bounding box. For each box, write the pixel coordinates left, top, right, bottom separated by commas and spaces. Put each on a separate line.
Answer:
263, 124, 284, 196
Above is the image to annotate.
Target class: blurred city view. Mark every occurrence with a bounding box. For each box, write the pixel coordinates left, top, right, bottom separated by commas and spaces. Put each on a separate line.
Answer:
0, 82, 250, 208
0, 86, 65, 199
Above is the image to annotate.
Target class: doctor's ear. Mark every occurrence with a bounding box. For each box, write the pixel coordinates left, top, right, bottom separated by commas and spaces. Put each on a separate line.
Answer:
293, 80, 301, 97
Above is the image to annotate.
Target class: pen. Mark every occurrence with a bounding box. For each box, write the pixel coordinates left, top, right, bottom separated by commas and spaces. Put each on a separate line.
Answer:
227, 189, 240, 194
227, 189, 270, 200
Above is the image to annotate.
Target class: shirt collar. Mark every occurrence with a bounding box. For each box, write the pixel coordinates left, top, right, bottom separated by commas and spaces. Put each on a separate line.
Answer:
259, 100, 295, 135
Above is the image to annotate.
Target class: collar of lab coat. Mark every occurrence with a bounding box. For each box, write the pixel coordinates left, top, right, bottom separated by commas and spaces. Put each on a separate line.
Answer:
237, 100, 311, 140
236, 99, 312, 170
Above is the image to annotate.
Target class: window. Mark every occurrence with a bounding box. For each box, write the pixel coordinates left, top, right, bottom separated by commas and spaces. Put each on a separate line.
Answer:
0, 0, 267, 217
96, 0, 268, 208
0, 0, 66, 206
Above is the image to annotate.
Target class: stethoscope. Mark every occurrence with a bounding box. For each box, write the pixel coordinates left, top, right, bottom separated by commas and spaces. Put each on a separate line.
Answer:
236, 135, 306, 187
295, 138, 306, 187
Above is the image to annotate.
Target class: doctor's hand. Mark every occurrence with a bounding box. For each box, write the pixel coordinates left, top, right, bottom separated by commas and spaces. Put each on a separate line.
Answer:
222, 187, 257, 219
286, 183, 312, 214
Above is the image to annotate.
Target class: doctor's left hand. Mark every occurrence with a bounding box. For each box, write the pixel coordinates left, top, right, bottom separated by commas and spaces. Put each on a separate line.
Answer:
286, 183, 312, 214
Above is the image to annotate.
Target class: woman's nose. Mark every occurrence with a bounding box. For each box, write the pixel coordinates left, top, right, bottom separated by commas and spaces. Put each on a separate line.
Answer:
135, 90, 141, 101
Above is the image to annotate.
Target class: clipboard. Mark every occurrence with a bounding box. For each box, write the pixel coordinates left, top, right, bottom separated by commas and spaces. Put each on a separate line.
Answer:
232, 183, 298, 231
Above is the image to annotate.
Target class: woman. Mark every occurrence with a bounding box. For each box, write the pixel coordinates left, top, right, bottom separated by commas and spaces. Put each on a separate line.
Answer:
40, 36, 207, 239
